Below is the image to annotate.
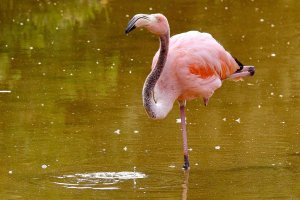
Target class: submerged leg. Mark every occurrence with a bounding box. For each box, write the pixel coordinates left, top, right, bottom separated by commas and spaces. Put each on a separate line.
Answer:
179, 101, 190, 170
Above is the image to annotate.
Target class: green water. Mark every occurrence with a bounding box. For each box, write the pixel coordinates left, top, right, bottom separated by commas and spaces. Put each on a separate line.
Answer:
0, 0, 299, 199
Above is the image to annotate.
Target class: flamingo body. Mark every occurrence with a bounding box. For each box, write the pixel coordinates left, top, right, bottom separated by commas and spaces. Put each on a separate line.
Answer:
125, 13, 255, 169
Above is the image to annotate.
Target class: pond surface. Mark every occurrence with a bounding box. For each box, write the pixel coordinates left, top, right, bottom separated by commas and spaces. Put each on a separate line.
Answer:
0, 0, 299, 199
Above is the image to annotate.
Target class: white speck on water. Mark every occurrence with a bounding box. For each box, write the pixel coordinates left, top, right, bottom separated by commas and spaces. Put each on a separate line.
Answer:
270, 92, 274, 96
149, 7, 153, 11
235, 118, 241, 123
96, 61, 99, 64
114, 129, 120, 135
29, 46, 34, 50
129, 70, 132, 74
5, 44, 8, 47
123, 146, 127, 151
247, 83, 254, 86
0, 90, 11, 93
222, 117, 227, 121
42, 73, 46, 76
41, 103, 44, 107
188, 148, 192, 151
130, 58, 134, 61
38, 62, 42, 65
41, 164, 48, 169
279, 94, 283, 98
224, 6, 228, 10
55, 27, 59, 30
20, 22, 24, 26
271, 163, 276, 166
280, 121, 285, 124
260, 18, 264, 22
169, 164, 176, 168
195, 163, 199, 166
27, 18, 30, 22
97, 48, 101, 51
125, 14, 129, 18
176, 118, 181, 123
204, 6, 208, 10
133, 130, 139, 133
258, 105, 261, 108
87, 40, 90, 43
8, 170, 13, 174
215, 145, 221, 150
271, 53, 276, 57
286, 41, 290, 45
270, 24, 275, 27
70, 73, 73, 76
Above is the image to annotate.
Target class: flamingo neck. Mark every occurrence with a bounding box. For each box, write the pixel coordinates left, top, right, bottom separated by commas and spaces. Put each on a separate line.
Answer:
142, 32, 170, 119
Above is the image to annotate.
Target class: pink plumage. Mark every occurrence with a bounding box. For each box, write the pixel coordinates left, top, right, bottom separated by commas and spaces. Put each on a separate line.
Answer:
125, 13, 255, 169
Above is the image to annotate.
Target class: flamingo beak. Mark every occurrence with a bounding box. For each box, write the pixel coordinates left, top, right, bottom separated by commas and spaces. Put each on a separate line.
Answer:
125, 14, 151, 34
125, 17, 137, 34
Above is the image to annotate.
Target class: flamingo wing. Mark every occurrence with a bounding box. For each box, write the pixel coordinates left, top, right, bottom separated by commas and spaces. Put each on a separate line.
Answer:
151, 31, 240, 101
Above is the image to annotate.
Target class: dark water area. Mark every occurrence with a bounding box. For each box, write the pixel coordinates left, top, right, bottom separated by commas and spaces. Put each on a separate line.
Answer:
0, 0, 299, 199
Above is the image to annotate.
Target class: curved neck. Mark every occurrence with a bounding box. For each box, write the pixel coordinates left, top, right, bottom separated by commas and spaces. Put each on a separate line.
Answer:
142, 32, 169, 119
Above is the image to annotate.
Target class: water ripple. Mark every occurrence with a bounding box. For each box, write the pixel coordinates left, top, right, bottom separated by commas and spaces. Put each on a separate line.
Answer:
53, 171, 147, 190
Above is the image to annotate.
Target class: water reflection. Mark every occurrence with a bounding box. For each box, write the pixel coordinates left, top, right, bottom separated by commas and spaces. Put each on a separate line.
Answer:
182, 170, 189, 200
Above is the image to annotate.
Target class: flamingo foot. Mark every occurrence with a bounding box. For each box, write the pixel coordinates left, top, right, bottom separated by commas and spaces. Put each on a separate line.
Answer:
183, 155, 190, 170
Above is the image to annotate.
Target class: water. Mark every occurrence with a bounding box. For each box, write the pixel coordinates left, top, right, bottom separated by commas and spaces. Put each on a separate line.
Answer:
0, 0, 299, 199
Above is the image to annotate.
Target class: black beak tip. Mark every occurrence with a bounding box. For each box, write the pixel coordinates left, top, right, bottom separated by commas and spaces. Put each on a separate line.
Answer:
125, 25, 136, 34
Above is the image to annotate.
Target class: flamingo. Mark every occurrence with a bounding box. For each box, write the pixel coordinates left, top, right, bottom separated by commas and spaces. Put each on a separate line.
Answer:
125, 13, 255, 170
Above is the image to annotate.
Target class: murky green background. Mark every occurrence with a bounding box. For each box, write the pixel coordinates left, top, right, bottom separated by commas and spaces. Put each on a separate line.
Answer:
0, 0, 299, 199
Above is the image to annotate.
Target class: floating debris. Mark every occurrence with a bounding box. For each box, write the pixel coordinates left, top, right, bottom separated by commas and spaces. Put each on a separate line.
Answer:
215, 145, 221, 150
0, 90, 11, 93
176, 118, 181, 123
168, 164, 176, 168
222, 117, 227, 121
235, 118, 241, 123
41, 164, 48, 169
114, 129, 120, 135
8, 170, 13, 174
123, 146, 127, 151
271, 53, 276, 57
133, 130, 139, 133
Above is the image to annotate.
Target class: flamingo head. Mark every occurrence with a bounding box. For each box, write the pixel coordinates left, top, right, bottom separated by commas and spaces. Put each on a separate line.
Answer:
125, 13, 169, 35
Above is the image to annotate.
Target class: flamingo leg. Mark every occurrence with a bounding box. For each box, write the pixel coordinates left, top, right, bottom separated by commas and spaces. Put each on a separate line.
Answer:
179, 101, 190, 170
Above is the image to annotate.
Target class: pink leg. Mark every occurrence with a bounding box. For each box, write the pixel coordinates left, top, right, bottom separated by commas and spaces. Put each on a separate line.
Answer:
179, 101, 190, 170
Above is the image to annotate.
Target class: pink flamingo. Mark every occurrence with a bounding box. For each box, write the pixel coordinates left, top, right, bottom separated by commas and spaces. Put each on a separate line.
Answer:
125, 13, 255, 170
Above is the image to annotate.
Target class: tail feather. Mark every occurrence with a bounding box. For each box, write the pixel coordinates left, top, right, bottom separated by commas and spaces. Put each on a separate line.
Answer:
228, 57, 255, 81
228, 66, 255, 81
